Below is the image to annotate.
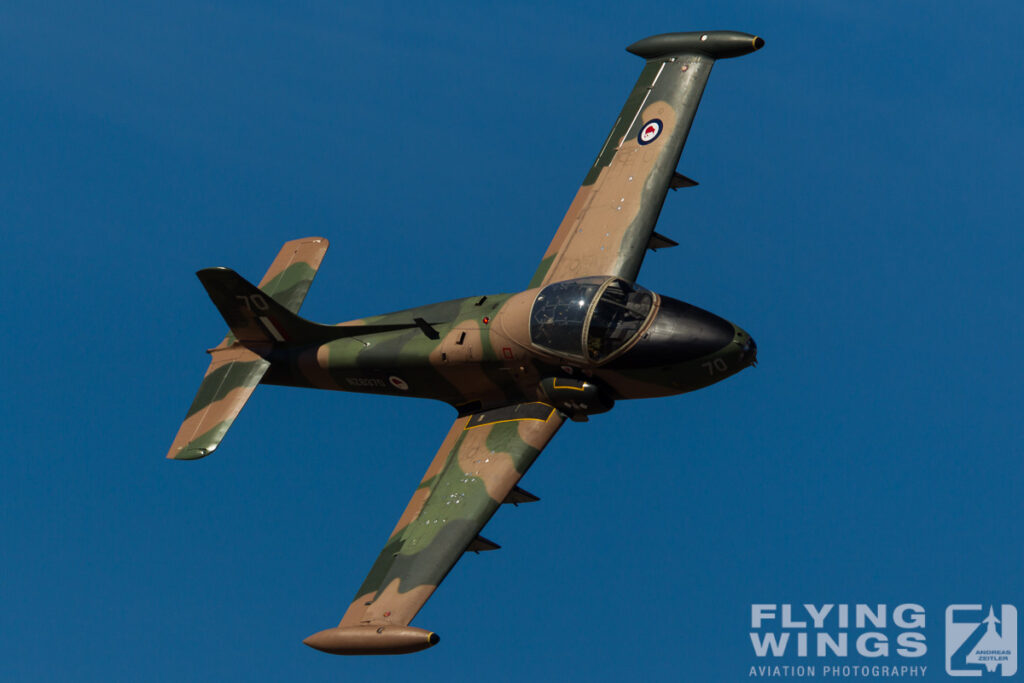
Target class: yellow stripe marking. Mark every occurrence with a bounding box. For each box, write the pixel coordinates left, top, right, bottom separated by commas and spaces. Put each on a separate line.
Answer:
552, 378, 586, 391
463, 403, 554, 430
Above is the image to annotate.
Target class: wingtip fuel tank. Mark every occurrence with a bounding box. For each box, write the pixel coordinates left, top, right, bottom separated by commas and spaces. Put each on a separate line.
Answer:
627, 30, 764, 60
303, 625, 440, 655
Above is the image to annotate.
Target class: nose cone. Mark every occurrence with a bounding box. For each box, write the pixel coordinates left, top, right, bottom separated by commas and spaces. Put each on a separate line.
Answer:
604, 296, 734, 371
623, 296, 736, 366
604, 295, 756, 382
737, 331, 757, 367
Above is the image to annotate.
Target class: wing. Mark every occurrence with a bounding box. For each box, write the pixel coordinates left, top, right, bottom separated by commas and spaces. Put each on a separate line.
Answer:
529, 31, 763, 288
304, 402, 565, 654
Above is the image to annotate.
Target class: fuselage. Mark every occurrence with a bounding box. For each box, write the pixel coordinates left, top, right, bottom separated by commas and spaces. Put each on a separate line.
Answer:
262, 277, 756, 418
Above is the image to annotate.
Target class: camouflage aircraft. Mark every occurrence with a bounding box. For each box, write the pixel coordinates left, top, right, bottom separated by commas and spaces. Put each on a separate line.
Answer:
168, 30, 763, 655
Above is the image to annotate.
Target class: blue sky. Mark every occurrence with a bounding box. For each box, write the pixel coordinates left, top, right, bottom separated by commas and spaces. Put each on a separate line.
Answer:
1, 1, 1021, 681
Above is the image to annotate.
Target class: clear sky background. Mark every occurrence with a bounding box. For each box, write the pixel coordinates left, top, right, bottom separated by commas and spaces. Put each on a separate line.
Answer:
1, 1, 1021, 681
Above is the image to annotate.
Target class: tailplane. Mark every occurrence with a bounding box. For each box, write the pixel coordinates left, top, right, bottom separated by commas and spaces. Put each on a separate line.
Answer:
166, 237, 329, 460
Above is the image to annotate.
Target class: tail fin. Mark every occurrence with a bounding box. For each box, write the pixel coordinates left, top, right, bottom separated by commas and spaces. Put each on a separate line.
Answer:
195, 267, 429, 350
166, 237, 329, 460
196, 267, 343, 349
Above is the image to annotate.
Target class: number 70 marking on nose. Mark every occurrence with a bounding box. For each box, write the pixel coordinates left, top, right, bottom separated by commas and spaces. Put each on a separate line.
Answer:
701, 358, 728, 375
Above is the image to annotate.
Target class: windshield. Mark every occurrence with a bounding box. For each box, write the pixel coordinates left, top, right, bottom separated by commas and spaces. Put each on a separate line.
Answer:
529, 277, 654, 362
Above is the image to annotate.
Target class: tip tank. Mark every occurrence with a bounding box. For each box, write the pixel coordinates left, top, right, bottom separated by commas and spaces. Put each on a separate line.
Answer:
303, 624, 440, 655
627, 31, 764, 60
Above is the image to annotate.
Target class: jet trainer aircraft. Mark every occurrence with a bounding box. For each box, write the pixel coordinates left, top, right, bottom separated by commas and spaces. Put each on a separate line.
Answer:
168, 30, 763, 655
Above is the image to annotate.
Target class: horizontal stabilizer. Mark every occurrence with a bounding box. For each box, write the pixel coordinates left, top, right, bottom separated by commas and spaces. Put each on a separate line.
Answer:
168, 238, 342, 461
167, 237, 329, 460
255, 236, 329, 314
166, 345, 269, 459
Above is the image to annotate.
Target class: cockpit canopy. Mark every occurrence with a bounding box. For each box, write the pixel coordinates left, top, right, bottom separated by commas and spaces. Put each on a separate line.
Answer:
529, 277, 656, 363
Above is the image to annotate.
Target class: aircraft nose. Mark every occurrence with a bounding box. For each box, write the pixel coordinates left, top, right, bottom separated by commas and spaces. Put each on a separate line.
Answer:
745, 336, 757, 366
735, 329, 757, 367
618, 296, 736, 367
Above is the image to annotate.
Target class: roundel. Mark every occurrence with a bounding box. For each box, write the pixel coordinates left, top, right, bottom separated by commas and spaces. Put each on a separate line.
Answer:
388, 375, 409, 391
637, 118, 663, 145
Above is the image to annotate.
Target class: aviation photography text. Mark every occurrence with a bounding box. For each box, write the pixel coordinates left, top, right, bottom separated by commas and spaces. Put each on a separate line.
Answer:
749, 603, 928, 679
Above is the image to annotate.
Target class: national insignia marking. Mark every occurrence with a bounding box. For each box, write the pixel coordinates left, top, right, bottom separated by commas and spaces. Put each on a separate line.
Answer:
638, 118, 663, 145
388, 375, 409, 391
